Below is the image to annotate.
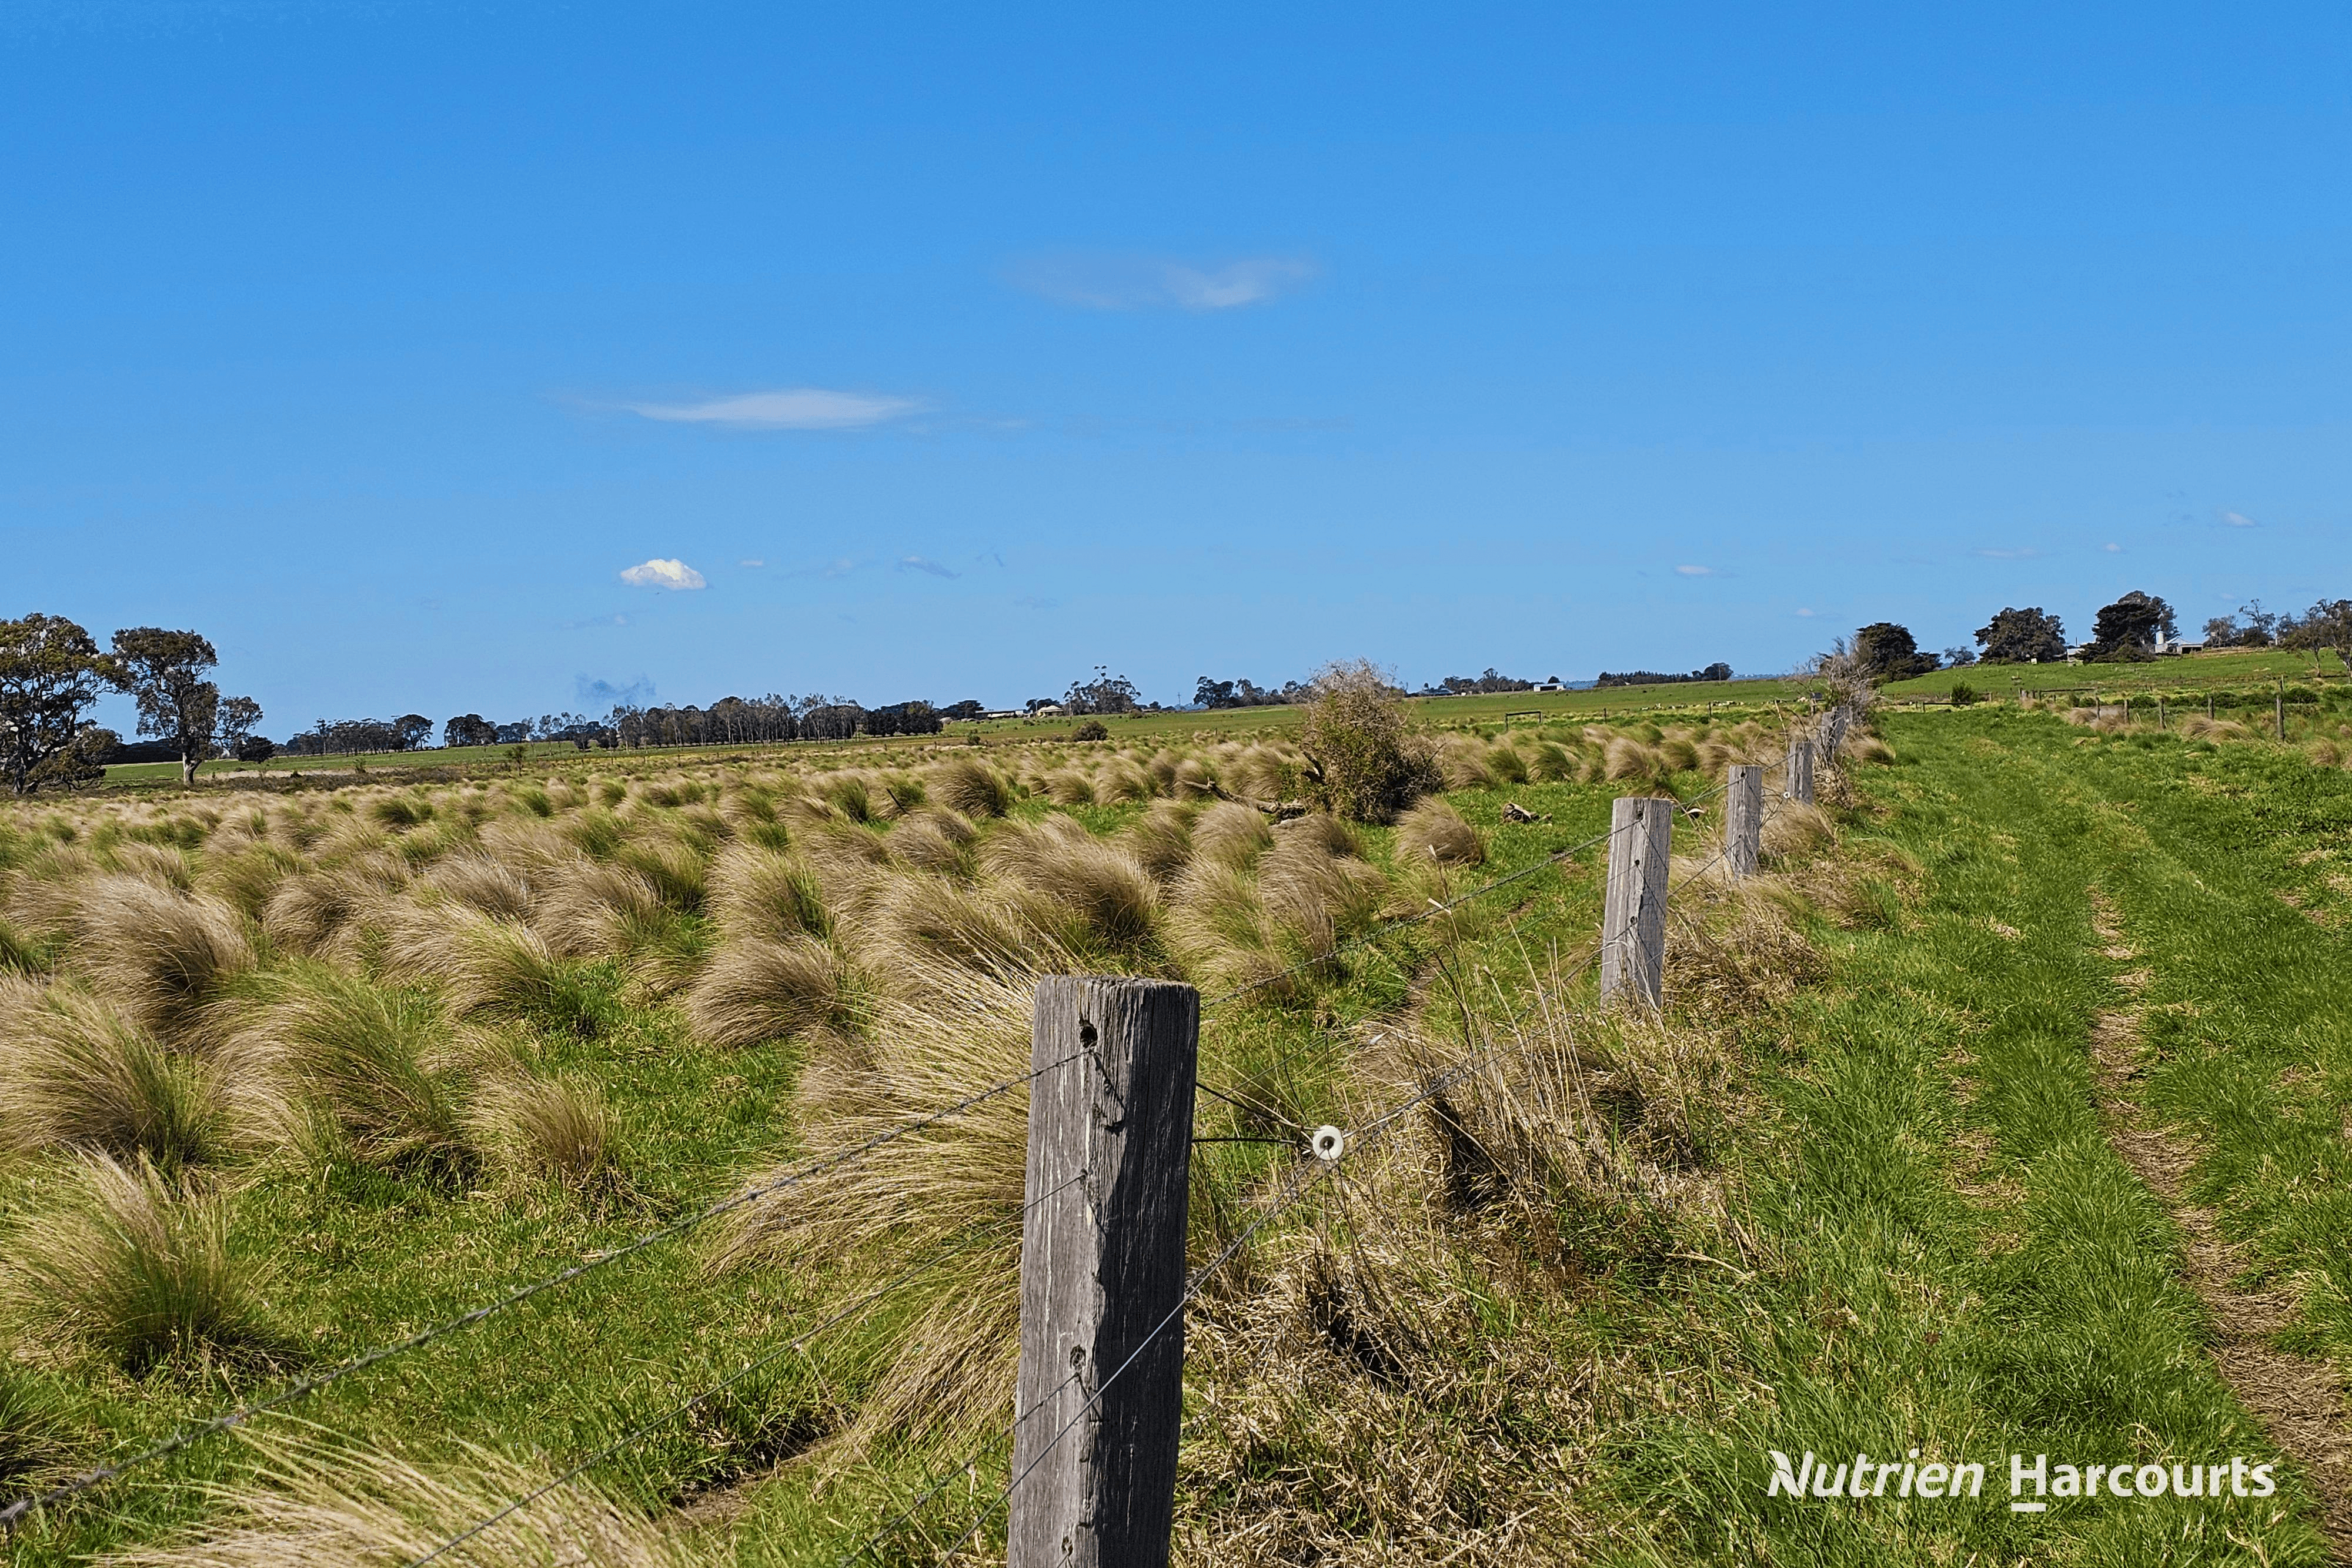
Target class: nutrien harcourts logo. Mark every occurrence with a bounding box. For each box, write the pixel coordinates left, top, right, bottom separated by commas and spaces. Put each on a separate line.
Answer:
1769, 1449, 2278, 1510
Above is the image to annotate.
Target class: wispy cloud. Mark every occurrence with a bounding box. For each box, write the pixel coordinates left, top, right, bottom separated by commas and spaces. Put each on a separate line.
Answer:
1795, 607, 1818, 618
1673, 564, 1715, 577
619, 558, 707, 590
2221, 509, 2259, 527
1008, 252, 1319, 311
577, 674, 654, 705
1014, 595, 1060, 611
1974, 547, 2043, 560
787, 557, 860, 580
624, 389, 928, 430
561, 613, 630, 629
739, 558, 765, 568
2102, 541, 2123, 553
897, 555, 959, 579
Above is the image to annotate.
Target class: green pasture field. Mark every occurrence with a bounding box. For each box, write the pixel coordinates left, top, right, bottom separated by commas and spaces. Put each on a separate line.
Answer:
21, 701, 2352, 1562
1885, 644, 2351, 703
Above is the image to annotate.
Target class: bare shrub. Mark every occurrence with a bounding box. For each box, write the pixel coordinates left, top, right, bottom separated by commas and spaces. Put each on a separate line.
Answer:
1298, 662, 1441, 823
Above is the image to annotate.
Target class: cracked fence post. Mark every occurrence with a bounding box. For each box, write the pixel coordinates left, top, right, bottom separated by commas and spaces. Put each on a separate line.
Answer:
1726, 764, 1763, 879
1787, 738, 1816, 806
1011, 977, 1200, 1568
1599, 795, 1675, 1009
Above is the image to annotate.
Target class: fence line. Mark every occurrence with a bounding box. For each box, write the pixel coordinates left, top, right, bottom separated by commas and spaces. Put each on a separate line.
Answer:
0, 1049, 1090, 1533
6, 716, 1855, 1543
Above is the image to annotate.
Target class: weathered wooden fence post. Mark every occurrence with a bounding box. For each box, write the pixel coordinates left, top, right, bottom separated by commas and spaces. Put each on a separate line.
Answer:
1726, 764, 1762, 879
1786, 738, 1815, 806
1011, 977, 1200, 1568
1599, 796, 1674, 1008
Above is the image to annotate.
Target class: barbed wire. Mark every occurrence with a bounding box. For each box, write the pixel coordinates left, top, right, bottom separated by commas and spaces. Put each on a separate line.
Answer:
402, 1165, 1094, 1568
0, 1048, 1090, 1533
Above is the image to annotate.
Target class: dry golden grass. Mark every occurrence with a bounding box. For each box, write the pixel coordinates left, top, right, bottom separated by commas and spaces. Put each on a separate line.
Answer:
379, 906, 569, 1019
706, 841, 830, 937
927, 756, 1010, 818
6, 1153, 285, 1375
1191, 801, 1273, 869
711, 957, 1033, 1449
466, 1074, 617, 1188
260, 854, 408, 959
533, 858, 666, 959
100, 1432, 717, 1568
229, 965, 473, 1175
1394, 798, 1485, 867
981, 818, 1161, 959
0, 976, 246, 1172
71, 877, 255, 1041
416, 854, 536, 922
681, 933, 849, 1048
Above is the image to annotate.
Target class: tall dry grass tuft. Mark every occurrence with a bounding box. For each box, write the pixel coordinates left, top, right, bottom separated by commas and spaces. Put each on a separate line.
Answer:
1435, 737, 1495, 790
1192, 801, 1274, 869
201, 843, 305, 924
1602, 734, 1662, 781
6, 1153, 285, 1374
534, 858, 667, 959
98, 1432, 716, 1568
262, 854, 409, 959
1043, 766, 1097, 807
0, 977, 243, 1173
713, 959, 1034, 1447
416, 854, 535, 922
1124, 800, 1197, 883
1394, 799, 1485, 867
928, 757, 1011, 818
466, 1074, 616, 1188
72, 877, 255, 1040
707, 841, 830, 937
231, 965, 472, 1175
1760, 801, 1833, 861
886, 810, 975, 877
380, 907, 593, 1028
681, 934, 848, 1047
984, 820, 1161, 959
1256, 831, 1388, 966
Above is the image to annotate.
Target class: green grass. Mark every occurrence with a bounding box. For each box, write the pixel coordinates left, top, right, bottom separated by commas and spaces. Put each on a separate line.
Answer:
22, 708, 2352, 1563
1886, 644, 2351, 701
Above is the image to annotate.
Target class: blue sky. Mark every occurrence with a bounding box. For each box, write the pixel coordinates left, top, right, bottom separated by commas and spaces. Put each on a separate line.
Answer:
6, 2, 2348, 729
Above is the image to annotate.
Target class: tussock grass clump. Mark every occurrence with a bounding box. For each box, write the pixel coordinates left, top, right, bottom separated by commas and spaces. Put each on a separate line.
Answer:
1603, 734, 1662, 781
200, 842, 304, 924
466, 1074, 616, 1189
72, 877, 255, 1040
707, 841, 830, 937
1760, 800, 1834, 861
262, 854, 408, 958
6, 1154, 285, 1374
381, 907, 610, 1033
714, 960, 1033, 1447
1394, 798, 1485, 867
886, 810, 975, 877
0, 977, 243, 1173
984, 820, 1161, 958
682, 934, 848, 1047
1191, 801, 1274, 869
232, 966, 472, 1176
1124, 800, 1196, 883
416, 854, 534, 922
0, 1365, 75, 1488
928, 757, 1010, 818
534, 858, 667, 958
1043, 766, 1096, 806
100, 1432, 715, 1568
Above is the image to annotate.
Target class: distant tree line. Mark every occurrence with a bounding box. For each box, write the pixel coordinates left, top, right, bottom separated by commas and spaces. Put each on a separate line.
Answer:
1195, 676, 1313, 709
1847, 588, 2352, 686
2204, 599, 2352, 652
1594, 663, 1731, 688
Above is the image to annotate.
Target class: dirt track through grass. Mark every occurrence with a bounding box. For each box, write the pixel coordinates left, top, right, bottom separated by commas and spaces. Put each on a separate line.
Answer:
1856, 707, 2352, 1563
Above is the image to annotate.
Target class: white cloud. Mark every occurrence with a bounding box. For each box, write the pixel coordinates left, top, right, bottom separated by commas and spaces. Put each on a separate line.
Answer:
618, 558, 706, 590
1008, 253, 1319, 311
739, 558, 765, 568
2221, 509, 2259, 527
2102, 541, 2123, 553
624, 389, 928, 430
897, 556, 958, 579
1673, 564, 1715, 577
1975, 547, 2042, 560
1795, 607, 1818, 618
